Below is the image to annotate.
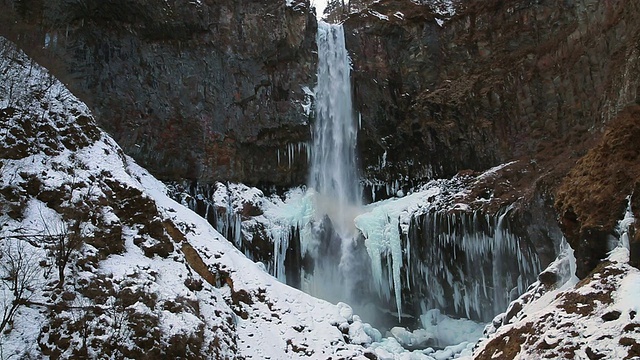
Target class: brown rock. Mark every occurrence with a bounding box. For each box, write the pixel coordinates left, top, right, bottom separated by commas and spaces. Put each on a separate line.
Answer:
556, 105, 640, 277
2, 0, 317, 187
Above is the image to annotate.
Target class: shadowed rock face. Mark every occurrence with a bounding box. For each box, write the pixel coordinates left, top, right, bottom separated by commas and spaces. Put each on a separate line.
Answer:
344, 0, 640, 192
341, 0, 640, 277
1, 0, 317, 186
5, 0, 639, 192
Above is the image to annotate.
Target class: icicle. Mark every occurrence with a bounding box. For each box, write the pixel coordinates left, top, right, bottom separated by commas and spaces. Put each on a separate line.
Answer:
288, 143, 293, 168
618, 196, 635, 250
398, 205, 542, 322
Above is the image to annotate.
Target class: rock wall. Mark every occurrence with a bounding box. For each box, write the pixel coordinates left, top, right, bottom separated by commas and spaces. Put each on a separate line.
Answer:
1, 0, 317, 186
344, 0, 640, 191
340, 0, 640, 279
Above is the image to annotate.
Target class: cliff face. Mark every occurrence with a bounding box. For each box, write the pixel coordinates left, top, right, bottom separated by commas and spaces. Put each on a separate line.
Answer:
342, 0, 640, 277
344, 0, 640, 191
5, 0, 639, 281
555, 105, 640, 278
1, 0, 317, 186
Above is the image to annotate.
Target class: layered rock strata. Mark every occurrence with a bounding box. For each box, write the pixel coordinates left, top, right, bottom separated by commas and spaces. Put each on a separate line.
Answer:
1, 0, 317, 186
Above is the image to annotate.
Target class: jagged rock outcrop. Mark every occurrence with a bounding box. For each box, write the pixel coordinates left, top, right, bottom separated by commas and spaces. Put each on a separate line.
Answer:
344, 0, 640, 194
556, 105, 640, 278
1, 0, 317, 186
474, 246, 640, 360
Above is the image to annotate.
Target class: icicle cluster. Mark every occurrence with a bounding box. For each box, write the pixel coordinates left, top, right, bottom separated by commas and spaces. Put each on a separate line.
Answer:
404, 208, 541, 322
276, 142, 311, 169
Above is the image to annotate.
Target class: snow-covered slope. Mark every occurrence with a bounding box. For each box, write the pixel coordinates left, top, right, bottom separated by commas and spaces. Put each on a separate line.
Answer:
0, 36, 376, 359
472, 243, 640, 360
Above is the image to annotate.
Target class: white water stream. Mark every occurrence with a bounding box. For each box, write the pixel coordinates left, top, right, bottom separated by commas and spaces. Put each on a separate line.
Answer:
181, 20, 542, 345
300, 21, 367, 306
311, 21, 361, 236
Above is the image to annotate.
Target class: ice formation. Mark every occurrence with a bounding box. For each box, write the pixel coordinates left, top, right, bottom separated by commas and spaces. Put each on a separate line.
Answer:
405, 207, 541, 322
277, 142, 310, 168
171, 18, 543, 351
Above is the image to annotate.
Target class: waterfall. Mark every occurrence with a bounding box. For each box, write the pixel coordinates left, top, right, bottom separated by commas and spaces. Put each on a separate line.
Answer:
299, 21, 367, 305
311, 21, 361, 234
171, 21, 546, 334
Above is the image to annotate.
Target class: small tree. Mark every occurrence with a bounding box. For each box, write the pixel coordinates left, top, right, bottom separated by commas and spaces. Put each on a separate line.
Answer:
0, 239, 40, 334
41, 219, 83, 289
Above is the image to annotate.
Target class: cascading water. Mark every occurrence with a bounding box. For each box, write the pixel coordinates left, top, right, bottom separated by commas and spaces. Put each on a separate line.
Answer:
311, 21, 361, 227
300, 21, 368, 305
172, 20, 548, 345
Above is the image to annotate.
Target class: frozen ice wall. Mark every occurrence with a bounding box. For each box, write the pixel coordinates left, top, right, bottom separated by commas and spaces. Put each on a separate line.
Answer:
403, 208, 541, 322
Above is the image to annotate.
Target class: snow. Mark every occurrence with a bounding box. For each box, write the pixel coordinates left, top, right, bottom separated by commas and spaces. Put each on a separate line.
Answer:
409, 0, 457, 26
418, 0, 456, 19
285, 0, 307, 12
0, 37, 375, 359
390, 327, 432, 348
300, 85, 314, 115
93, 117, 372, 358
419, 309, 484, 347
473, 230, 640, 359
474, 161, 519, 182
366, 310, 482, 358
615, 268, 640, 315
311, 0, 329, 19
369, 10, 390, 21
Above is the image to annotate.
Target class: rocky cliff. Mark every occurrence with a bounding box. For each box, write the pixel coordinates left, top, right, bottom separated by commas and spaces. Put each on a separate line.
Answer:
1, 0, 316, 186
3, 0, 640, 358
4, 0, 640, 301
0, 36, 377, 359
342, 0, 640, 277
345, 0, 640, 192
556, 105, 640, 277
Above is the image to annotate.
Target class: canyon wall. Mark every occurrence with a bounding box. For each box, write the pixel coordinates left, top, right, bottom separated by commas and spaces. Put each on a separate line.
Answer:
1, 0, 317, 186
3, 0, 640, 278
342, 0, 640, 277
345, 0, 640, 190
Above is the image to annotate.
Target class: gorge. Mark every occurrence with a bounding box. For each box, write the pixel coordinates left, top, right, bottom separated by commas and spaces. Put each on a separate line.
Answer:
1, 0, 640, 359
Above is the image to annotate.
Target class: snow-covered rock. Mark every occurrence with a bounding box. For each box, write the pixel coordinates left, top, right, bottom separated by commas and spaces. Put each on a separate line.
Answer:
472, 242, 640, 359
